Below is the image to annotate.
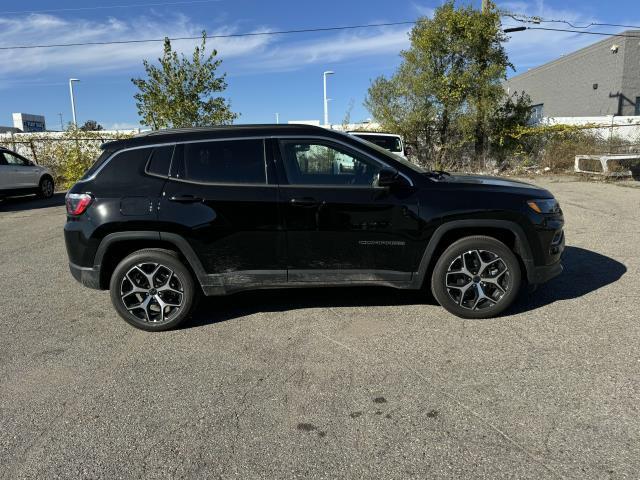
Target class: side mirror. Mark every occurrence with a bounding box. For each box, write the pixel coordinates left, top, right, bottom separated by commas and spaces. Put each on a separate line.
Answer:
376, 168, 408, 188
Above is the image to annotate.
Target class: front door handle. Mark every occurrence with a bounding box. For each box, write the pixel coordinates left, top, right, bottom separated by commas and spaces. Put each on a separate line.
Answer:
289, 197, 318, 208
169, 195, 203, 203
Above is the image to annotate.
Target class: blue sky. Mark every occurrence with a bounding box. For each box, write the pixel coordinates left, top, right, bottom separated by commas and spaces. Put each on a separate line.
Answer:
0, 0, 638, 130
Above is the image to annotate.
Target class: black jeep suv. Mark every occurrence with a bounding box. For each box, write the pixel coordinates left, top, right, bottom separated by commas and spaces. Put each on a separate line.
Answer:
64, 124, 564, 331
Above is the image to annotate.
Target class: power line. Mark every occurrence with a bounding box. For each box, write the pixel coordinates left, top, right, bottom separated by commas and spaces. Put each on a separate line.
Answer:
0, 21, 416, 51
0, 0, 222, 16
501, 12, 640, 31
522, 26, 640, 39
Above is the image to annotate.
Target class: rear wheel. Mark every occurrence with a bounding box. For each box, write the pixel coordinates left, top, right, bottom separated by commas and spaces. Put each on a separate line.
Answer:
109, 249, 196, 331
38, 176, 54, 198
431, 236, 521, 319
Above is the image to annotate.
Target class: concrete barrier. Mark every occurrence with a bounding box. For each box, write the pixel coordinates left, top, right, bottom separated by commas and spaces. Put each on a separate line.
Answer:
575, 154, 640, 176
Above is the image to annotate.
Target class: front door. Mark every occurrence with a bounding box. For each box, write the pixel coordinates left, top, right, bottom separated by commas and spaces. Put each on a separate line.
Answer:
159, 138, 285, 289
0, 151, 39, 188
275, 138, 421, 284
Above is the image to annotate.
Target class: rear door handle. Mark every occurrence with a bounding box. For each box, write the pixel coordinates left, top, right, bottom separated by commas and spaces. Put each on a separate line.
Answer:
289, 197, 318, 208
169, 195, 203, 203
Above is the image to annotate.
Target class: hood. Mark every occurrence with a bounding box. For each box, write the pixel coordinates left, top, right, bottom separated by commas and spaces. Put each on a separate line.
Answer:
435, 174, 555, 198
444, 174, 538, 188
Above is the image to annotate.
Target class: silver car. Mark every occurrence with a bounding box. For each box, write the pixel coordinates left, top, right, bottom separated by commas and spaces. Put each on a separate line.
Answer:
0, 147, 54, 199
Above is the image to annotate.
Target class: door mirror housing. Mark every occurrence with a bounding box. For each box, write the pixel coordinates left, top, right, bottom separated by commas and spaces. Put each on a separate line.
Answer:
375, 168, 408, 188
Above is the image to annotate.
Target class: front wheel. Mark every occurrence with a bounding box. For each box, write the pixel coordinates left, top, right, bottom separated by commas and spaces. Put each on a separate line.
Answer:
109, 249, 196, 331
431, 236, 521, 319
38, 176, 54, 198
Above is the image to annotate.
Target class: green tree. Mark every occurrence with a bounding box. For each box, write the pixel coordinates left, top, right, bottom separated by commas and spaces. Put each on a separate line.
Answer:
490, 91, 532, 160
79, 120, 104, 131
365, 1, 514, 166
132, 32, 238, 129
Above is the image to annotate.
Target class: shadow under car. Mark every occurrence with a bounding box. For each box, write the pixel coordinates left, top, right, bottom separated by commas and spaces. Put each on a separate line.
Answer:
184, 245, 626, 328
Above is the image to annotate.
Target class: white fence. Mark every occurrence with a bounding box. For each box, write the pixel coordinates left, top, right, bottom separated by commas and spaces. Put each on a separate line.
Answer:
542, 116, 640, 142
0, 130, 139, 162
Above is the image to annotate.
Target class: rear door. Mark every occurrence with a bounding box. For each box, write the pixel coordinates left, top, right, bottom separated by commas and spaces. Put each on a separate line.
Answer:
159, 137, 285, 287
275, 137, 421, 284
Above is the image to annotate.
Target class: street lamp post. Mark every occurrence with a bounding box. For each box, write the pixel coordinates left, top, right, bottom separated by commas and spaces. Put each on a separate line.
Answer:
69, 78, 80, 128
323, 70, 334, 126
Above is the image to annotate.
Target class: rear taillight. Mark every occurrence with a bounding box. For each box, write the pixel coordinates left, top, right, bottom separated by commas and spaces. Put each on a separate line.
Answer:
66, 193, 93, 215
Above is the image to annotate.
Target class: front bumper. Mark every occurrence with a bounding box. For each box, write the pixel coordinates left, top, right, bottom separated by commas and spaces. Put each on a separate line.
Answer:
528, 261, 563, 284
69, 262, 101, 290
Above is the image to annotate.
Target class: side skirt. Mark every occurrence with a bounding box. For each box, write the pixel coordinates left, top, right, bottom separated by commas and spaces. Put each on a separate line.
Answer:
201, 269, 419, 296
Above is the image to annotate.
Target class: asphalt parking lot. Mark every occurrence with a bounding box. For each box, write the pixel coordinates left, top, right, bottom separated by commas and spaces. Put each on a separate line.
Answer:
0, 178, 639, 479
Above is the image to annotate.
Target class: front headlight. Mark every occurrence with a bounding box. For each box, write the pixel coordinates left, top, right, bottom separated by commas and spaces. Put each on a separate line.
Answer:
527, 199, 560, 214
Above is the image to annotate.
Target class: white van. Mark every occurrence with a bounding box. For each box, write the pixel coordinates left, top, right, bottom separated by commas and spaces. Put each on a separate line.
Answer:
347, 132, 406, 159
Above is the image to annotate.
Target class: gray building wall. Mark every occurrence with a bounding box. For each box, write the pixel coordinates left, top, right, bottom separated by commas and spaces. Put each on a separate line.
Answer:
505, 31, 640, 117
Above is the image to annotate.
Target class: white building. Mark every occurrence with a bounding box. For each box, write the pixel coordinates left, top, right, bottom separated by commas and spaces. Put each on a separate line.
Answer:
12, 113, 46, 132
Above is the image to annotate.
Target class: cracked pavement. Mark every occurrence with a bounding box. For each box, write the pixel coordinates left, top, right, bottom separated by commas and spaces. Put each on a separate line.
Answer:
0, 178, 639, 479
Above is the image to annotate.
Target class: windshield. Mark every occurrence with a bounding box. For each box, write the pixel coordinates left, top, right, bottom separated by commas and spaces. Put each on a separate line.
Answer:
352, 134, 403, 153
347, 134, 426, 173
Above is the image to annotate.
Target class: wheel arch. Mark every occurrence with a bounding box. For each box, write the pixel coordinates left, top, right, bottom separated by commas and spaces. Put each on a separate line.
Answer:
94, 231, 207, 290
40, 173, 54, 183
415, 219, 535, 287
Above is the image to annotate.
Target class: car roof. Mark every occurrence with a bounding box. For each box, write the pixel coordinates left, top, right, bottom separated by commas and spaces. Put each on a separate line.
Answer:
348, 131, 400, 137
102, 124, 348, 150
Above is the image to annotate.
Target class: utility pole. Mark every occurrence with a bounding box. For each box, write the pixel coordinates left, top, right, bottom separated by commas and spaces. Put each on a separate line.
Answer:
323, 70, 334, 126
58, 113, 64, 131
275, 112, 280, 124
69, 78, 80, 128
481, 0, 489, 12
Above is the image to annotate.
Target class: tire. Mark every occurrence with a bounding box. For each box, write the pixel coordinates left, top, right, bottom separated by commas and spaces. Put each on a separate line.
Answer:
431, 236, 522, 319
37, 176, 54, 199
109, 249, 196, 331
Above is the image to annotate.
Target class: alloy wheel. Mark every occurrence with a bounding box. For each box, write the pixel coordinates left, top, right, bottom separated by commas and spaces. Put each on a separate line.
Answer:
120, 262, 184, 323
445, 249, 510, 311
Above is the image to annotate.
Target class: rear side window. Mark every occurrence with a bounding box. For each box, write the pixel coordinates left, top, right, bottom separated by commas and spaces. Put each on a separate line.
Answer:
353, 134, 402, 152
81, 149, 116, 180
146, 145, 174, 177
94, 147, 153, 186
175, 139, 266, 184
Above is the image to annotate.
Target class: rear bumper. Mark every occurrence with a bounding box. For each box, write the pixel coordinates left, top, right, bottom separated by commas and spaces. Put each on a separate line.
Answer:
69, 262, 102, 290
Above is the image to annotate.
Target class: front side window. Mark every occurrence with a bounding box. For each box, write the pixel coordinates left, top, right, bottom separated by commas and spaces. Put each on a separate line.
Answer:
635, 97, 640, 116
279, 140, 382, 186
2, 152, 28, 166
176, 139, 266, 184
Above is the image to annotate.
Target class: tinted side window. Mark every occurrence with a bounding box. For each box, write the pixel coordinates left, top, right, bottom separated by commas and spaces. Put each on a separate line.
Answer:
95, 148, 153, 186
279, 140, 382, 186
81, 149, 116, 180
146, 145, 174, 177
354, 135, 402, 152
178, 139, 265, 184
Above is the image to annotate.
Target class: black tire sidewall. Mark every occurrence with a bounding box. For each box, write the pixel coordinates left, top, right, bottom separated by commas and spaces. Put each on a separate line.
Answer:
431, 236, 522, 319
38, 176, 54, 198
109, 250, 195, 331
